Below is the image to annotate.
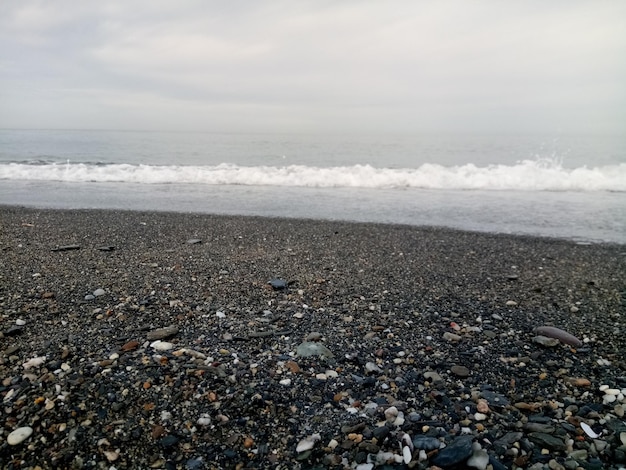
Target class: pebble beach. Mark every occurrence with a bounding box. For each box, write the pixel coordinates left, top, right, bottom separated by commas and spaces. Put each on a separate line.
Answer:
1, 206, 625, 470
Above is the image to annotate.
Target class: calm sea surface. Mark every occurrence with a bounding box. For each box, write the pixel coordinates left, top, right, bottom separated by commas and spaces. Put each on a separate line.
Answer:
1, 129, 625, 243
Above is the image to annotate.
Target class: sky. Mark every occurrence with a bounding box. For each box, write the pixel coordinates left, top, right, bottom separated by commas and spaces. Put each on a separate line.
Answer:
0, 0, 625, 134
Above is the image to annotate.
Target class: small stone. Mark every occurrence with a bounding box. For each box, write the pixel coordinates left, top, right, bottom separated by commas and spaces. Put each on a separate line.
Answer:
467, 449, 489, 470
7, 427, 33, 445
186, 239, 202, 244
268, 278, 288, 290
476, 399, 490, 413
431, 436, 473, 467
533, 335, 560, 347
146, 326, 179, 340
296, 433, 320, 453
506, 300, 518, 306
443, 332, 462, 342
412, 435, 441, 451
15, 319, 26, 326
424, 371, 443, 383
121, 340, 139, 352
296, 342, 333, 358
104, 450, 119, 462
93, 288, 106, 297
451, 365, 470, 377
150, 340, 174, 351
566, 377, 591, 387
528, 433, 566, 451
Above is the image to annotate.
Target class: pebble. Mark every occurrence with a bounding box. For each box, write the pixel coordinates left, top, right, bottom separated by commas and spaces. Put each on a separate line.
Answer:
450, 365, 470, 377
146, 325, 179, 340
431, 435, 473, 467
296, 341, 334, 358
150, 340, 174, 351
296, 433, 320, 453
7, 427, 33, 445
467, 448, 490, 470
443, 332, 462, 342
412, 435, 441, 451
93, 288, 106, 296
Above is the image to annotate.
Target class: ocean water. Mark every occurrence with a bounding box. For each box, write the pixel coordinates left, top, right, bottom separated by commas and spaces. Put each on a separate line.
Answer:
1, 129, 625, 244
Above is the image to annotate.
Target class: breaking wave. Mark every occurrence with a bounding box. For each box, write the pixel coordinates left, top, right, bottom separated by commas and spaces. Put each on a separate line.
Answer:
0, 160, 624, 191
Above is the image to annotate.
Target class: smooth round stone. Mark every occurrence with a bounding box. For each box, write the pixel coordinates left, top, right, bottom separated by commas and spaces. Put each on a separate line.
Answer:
7, 426, 33, 445
84, 294, 95, 301
151, 340, 174, 351
93, 288, 106, 296
412, 435, 441, 451
451, 365, 470, 377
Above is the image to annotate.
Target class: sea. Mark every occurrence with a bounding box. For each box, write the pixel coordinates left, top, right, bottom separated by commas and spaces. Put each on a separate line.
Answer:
0, 129, 625, 244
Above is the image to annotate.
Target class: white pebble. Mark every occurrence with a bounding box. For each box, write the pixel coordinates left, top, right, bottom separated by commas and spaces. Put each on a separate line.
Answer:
93, 288, 106, 296
402, 445, 412, 464
603, 394, 617, 404
296, 433, 320, 452
7, 427, 33, 445
16, 319, 26, 326
279, 378, 292, 386
604, 388, 620, 395
474, 412, 487, 421
581, 422, 600, 439
23, 356, 46, 369
315, 373, 327, 380
467, 449, 489, 470
215, 311, 226, 318
150, 340, 174, 351
197, 416, 211, 426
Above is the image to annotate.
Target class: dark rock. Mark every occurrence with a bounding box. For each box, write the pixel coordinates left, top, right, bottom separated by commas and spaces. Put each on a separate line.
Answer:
431, 436, 473, 467
412, 435, 441, 451
268, 278, 288, 290
159, 435, 180, 449
528, 432, 566, 451
3, 326, 24, 336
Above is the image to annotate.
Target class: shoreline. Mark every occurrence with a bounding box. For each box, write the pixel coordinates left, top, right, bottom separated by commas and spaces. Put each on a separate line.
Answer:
1, 206, 625, 469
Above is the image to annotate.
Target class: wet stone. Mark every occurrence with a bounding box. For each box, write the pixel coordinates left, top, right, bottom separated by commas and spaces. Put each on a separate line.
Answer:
412, 435, 441, 451
431, 435, 473, 467
528, 432, 566, 451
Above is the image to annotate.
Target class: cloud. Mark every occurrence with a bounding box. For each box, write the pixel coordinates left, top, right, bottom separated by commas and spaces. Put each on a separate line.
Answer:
0, 0, 624, 133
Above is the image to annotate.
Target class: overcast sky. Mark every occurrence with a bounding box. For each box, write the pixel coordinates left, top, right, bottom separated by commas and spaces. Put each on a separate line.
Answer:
1, 1, 624, 134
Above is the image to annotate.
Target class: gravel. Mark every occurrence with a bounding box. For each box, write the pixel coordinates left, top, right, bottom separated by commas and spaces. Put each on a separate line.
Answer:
1, 206, 625, 469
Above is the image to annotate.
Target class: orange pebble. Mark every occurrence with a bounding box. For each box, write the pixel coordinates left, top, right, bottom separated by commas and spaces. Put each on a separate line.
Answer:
143, 381, 151, 389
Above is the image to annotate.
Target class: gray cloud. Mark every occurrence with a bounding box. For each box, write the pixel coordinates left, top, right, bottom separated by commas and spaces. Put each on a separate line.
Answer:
1, 0, 624, 134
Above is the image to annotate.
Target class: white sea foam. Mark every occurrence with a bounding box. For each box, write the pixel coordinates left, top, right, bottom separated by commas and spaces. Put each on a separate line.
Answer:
0, 160, 624, 191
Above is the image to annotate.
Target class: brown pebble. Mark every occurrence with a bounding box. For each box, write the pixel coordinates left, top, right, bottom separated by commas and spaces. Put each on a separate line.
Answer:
121, 340, 139, 352
42, 292, 55, 299
285, 360, 301, 373
143, 381, 151, 389
243, 436, 255, 448
151, 425, 165, 439
477, 399, 490, 413
567, 377, 591, 387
